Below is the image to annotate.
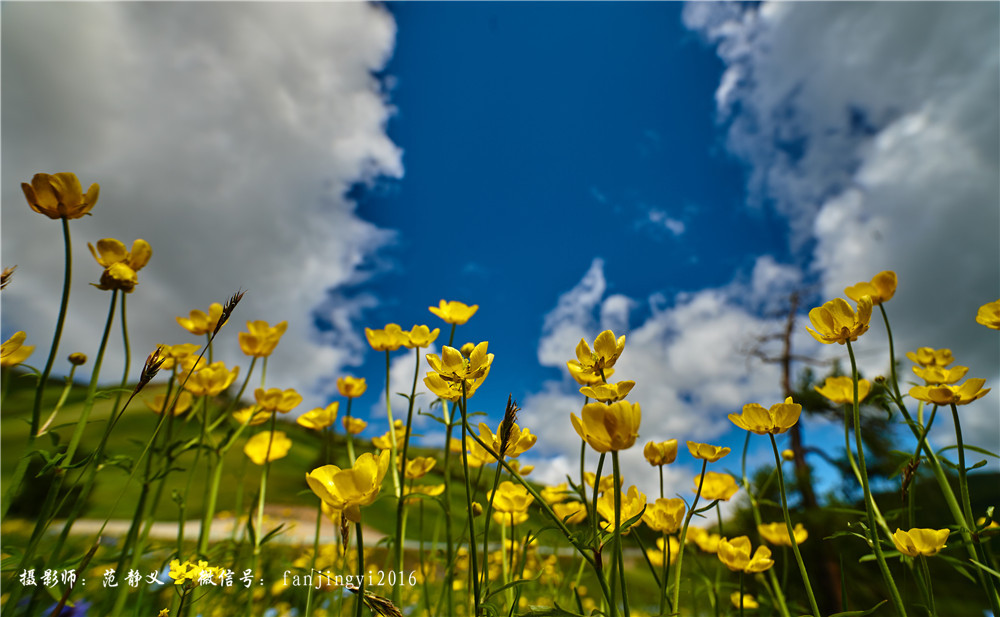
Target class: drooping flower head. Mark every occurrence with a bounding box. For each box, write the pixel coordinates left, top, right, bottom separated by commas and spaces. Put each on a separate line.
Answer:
571, 400, 641, 453
815, 376, 871, 404
176, 303, 225, 336
88, 238, 152, 293
728, 397, 802, 435
806, 296, 873, 345
429, 300, 479, 325
22, 172, 99, 220
717, 536, 774, 573
844, 270, 897, 305
567, 330, 626, 382
976, 299, 1000, 330
239, 320, 288, 357
644, 439, 678, 466
891, 528, 950, 557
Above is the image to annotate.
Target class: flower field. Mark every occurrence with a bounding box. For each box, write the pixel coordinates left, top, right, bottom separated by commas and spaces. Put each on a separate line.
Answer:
2, 172, 999, 617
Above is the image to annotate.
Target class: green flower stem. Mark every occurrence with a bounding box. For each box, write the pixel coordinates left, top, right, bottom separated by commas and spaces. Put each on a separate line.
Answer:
355, 520, 366, 617
480, 448, 506, 602
111, 292, 131, 416
591, 453, 606, 554
671, 459, 708, 615
35, 364, 80, 436
384, 350, 401, 498
304, 499, 324, 617
459, 385, 481, 615
345, 397, 357, 465
841, 403, 893, 539
611, 451, 631, 617
949, 403, 977, 533
768, 433, 821, 617
846, 340, 908, 617
393, 346, 423, 604
247, 414, 277, 617
739, 571, 745, 617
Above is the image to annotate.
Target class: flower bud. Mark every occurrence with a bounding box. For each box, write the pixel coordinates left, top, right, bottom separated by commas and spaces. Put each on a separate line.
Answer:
68, 352, 88, 366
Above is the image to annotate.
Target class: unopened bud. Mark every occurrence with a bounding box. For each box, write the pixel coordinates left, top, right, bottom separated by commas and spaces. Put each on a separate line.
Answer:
68, 352, 87, 366
472, 502, 483, 517
781, 449, 795, 462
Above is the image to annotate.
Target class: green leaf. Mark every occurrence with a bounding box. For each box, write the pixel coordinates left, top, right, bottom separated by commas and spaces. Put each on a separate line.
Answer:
484, 573, 541, 602
968, 558, 1000, 581
516, 601, 586, 617
827, 600, 887, 616
937, 443, 999, 458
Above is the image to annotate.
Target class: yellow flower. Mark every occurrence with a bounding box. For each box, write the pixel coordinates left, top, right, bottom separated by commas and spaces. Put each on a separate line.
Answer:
717, 536, 774, 573
156, 344, 201, 371
429, 300, 479, 325
405, 325, 440, 349
88, 238, 152, 293
731, 592, 759, 610
727, 397, 802, 435
687, 527, 722, 553
239, 320, 288, 357
183, 362, 239, 397
643, 439, 679, 466
579, 380, 635, 402
297, 402, 339, 430
176, 303, 225, 336
233, 406, 272, 426
844, 270, 897, 305
509, 460, 533, 476
976, 299, 1000, 330
493, 511, 529, 526
146, 391, 193, 416
686, 441, 730, 462
912, 365, 969, 385
254, 387, 303, 413
909, 379, 990, 406
1, 332, 34, 367
567, 363, 615, 386
305, 450, 391, 522
552, 501, 587, 524
571, 400, 641, 453
891, 528, 950, 557
643, 497, 686, 533
693, 472, 739, 501
424, 342, 493, 401
758, 522, 808, 546
566, 330, 626, 381
815, 376, 871, 404
906, 347, 954, 367
337, 376, 367, 398
342, 416, 367, 435
365, 323, 411, 351
403, 456, 437, 480
22, 172, 99, 220
461, 436, 495, 468
585, 472, 617, 495
806, 296, 873, 345
244, 431, 292, 465
404, 483, 445, 498
647, 537, 681, 567
477, 421, 537, 458
491, 481, 535, 514
596, 485, 646, 534
372, 420, 408, 450
541, 483, 570, 504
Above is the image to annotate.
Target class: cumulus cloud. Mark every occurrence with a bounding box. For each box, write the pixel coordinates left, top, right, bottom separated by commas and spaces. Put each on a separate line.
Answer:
2, 3, 402, 409
683, 1, 999, 458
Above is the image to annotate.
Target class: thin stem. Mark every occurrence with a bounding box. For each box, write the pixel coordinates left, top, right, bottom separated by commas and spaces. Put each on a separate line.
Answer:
355, 521, 366, 617
612, 451, 630, 617
459, 386, 481, 615
385, 350, 401, 497
393, 346, 423, 604
671, 459, 708, 614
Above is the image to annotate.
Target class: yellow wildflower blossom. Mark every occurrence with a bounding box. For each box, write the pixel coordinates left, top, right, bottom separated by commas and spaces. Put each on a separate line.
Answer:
429, 300, 479, 325
22, 172, 99, 220
727, 397, 801, 435
806, 296, 872, 345
844, 270, 897, 305
815, 376, 871, 404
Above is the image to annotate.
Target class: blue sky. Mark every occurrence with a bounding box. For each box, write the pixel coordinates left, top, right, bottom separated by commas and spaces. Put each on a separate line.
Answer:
3, 2, 997, 501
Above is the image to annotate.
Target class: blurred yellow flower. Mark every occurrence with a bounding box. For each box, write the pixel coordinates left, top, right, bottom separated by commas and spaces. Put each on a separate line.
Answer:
405, 324, 440, 348
183, 362, 239, 397
22, 172, 99, 220
403, 456, 437, 480
297, 402, 339, 430
844, 270, 897, 305
718, 536, 774, 573
552, 501, 587, 525
906, 347, 954, 367
687, 527, 721, 553
342, 416, 367, 435
579, 380, 635, 402
254, 387, 303, 413
567, 330, 626, 381
156, 343, 201, 371
597, 485, 646, 534
567, 363, 614, 386
244, 431, 292, 465
571, 400, 641, 453
815, 376, 870, 404
686, 441, 730, 462
463, 437, 495, 468
758, 522, 808, 546
541, 483, 570, 504
891, 528, 949, 557
459, 342, 476, 357
337, 375, 367, 398
728, 397, 802, 435
976, 299, 1000, 330
429, 300, 479, 325
477, 421, 537, 458
176, 303, 224, 336
806, 296, 872, 345
643, 497, 685, 533
306, 450, 390, 522
693, 472, 739, 501
372, 420, 408, 450
910, 379, 990, 406
731, 592, 759, 610
365, 323, 411, 351
508, 460, 533, 476
647, 537, 681, 567
1, 331, 34, 367
493, 511, 529, 526
644, 439, 678, 466
88, 238, 152, 293
585, 472, 616, 495
233, 406, 272, 426
239, 320, 288, 357
491, 481, 534, 515
146, 391, 193, 416
912, 365, 969, 385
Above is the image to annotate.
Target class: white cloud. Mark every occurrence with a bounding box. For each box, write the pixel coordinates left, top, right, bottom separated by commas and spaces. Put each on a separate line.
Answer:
1, 3, 402, 409
683, 1, 999, 460
537, 258, 606, 368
